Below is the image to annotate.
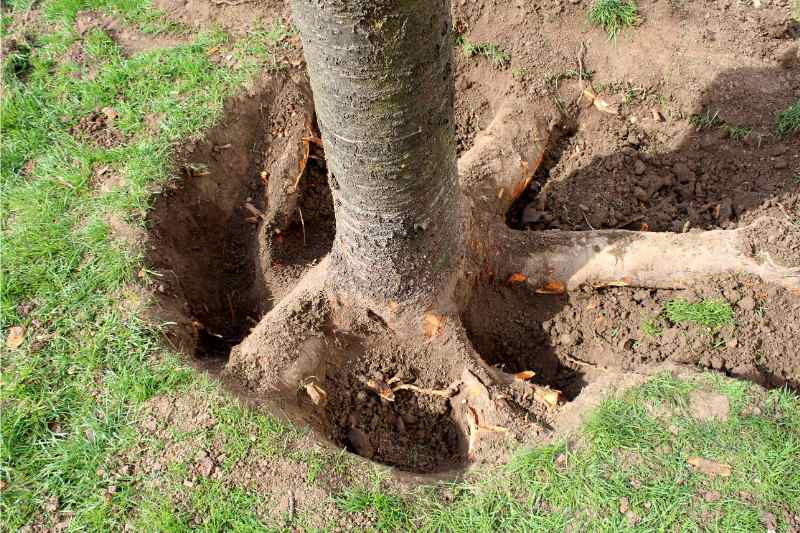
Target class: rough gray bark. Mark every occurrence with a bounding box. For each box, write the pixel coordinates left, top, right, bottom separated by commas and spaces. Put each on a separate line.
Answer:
291, 0, 463, 311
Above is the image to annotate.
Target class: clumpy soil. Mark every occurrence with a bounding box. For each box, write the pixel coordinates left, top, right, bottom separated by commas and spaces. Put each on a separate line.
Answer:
144, 0, 800, 478
465, 273, 800, 393
318, 328, 468, 473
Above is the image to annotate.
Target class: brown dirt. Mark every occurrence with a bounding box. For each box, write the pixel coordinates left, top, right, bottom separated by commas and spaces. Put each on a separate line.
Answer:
69, 107, 124, 148
152, 0, 288, 33
143, 0, 800, 480
74, 11, 186, 56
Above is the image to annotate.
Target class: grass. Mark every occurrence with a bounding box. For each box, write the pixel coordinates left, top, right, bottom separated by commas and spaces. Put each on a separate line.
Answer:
588, 0, 639, 40
641, 317, 663, 337
0, 0, 293, 528
776, 99, 800, 137
689, 109, 754, 141
454, 34, 510, 68
664, 299, 735, 330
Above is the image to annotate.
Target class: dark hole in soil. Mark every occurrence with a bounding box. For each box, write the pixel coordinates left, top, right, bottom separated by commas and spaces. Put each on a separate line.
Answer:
506, 117, 579, 231
145, 81, 334, 372
463, 282, 590, 400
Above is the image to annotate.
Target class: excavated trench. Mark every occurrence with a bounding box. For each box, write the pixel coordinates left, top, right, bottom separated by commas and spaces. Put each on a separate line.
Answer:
145, 79, 799, 475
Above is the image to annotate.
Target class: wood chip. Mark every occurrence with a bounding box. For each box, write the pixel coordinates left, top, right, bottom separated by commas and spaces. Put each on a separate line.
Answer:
535, 279, 566, 294
422, 312, 444, 337
5, 326, 25, 349
687, 457, 732, 477
366, 379, 395, 401
506, 272, 528, 284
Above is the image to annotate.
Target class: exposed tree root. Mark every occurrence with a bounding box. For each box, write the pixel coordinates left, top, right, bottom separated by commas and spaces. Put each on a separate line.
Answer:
497, 218, 800, 292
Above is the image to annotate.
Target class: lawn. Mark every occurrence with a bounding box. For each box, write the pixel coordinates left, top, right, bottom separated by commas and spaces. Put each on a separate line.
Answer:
2, 0, 799, 530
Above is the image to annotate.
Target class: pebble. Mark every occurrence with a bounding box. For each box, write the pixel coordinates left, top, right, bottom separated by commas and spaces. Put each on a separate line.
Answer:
633, 160, 647, 175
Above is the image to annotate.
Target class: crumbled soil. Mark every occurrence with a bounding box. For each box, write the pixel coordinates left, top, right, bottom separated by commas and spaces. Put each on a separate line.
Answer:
143, 0, 800, 484
69, 107, 124, 148
152, 0, 288, 33
319, 329, 468, 473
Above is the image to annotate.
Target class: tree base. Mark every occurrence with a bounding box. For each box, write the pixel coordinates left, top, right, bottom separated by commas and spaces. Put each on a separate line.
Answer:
145, 75, 800, 475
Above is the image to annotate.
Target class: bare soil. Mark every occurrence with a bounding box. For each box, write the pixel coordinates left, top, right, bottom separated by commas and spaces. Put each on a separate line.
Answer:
144, 0, 800, 481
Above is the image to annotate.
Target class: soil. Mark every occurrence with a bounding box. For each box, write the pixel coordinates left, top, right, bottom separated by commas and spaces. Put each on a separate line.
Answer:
69, 107, 124, 148
143, 0, 800, 480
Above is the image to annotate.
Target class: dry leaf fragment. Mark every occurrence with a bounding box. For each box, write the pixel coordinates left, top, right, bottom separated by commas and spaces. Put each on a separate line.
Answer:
514, 370, 536, 381
422, 313, 444, 337
367, 379, 395, 401
506, 272, 528, 284
304, 381, 328, 406
533, 386, 562, 406
535, 279, 566, 294
582, 87, 620, 115
687, 457, 732, 477
6, 326, 26, 349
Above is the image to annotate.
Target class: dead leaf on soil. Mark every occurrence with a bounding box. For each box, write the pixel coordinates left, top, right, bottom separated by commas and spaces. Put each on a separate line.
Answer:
506, 272, 528, 284
535, 279, 566, 294
514, 370, 536, 381
582, 87, 620, 115
6, 325, 26, 349
367, 379, 395, 401
687, 457, 731, 477
422, 312, 444, 337
304, 381, 328, 406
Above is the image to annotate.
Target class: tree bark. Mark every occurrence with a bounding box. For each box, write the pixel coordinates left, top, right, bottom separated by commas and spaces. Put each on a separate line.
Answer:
292, 0, 463, 313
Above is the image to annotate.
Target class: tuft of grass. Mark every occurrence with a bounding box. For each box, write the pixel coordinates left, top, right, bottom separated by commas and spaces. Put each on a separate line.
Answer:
336, 487, 409, 531
775, 99, 800, 137
689, 109, 723, 129
588, 0, 639, 40
641, 317, 663, 337
722, 123, 751, 141
664, 299, 734, 330
455, 34, 510, 68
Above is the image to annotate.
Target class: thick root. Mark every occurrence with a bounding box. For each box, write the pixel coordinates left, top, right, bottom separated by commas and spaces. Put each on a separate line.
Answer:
498, 218, 800, 292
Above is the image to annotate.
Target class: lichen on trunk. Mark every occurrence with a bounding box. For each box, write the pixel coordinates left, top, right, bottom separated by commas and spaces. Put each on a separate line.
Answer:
292, 0, 464, 313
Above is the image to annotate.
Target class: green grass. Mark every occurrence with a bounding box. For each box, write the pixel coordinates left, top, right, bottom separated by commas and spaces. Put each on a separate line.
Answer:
641, 317, 663, 337
690, 110, 754, 141
0, 1, 293, 528
776, 99, 800, 137
454, 34, 510, 68
588, 0, 639, 40
664, 299, 735, 330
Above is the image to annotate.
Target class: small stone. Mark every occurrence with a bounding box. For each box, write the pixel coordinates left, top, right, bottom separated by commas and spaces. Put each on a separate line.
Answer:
710, 355, 725, 370
704, 490, 721, 502
772, 158, 787, 169
619, 496, 629, 514
633, 160, 647, 175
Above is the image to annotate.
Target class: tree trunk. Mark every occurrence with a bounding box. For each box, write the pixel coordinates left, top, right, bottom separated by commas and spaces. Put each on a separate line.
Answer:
292, 0, 463, 313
